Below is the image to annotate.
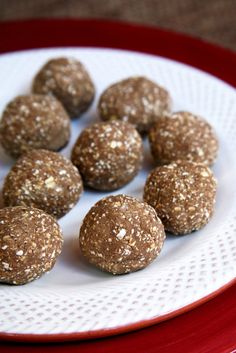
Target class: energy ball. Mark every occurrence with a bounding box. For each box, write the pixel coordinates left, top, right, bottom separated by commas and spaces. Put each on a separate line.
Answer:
0, 94, 70, 158
98, 76, 171, 134
79, 194, 165, 274
0, 206, 63, 285
71, 121, 143, 191
3, 149, 83, 218
143, 161, 217, 235
149, 111, 218, 166
32, 57, 95, 118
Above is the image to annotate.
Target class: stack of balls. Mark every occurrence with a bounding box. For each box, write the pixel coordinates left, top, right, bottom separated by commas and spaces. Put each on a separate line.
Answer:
0, 56, 218, 285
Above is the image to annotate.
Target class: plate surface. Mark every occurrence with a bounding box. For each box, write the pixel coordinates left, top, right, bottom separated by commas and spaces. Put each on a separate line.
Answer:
0, 47, 236, 338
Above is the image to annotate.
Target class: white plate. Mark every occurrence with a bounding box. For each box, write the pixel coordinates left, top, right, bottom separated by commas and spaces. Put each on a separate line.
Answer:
0, 48, 236, 337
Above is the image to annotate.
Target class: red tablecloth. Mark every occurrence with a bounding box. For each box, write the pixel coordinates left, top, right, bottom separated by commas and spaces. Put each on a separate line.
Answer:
0, 19, 236, 353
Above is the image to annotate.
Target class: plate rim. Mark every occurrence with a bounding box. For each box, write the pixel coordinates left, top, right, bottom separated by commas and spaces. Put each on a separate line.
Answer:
0, 20, 236, 342
0, 279, 235, 342
1, 45, 236, 95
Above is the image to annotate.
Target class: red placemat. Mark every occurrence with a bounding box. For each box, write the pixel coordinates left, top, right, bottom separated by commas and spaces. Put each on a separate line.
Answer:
1, 284, 236, 352
0, 18, 236, 352
1, 18, 236, 86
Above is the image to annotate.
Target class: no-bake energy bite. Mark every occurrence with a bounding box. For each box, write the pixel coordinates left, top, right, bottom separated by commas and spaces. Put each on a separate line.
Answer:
32, 57, 95, 118
148, 111, 218, 166
98, 76, 171, 134
143, 160, 217, 235
79, 194, 165, 274
0, 94, 70, 158
71, 121, 143, 191
0, 206, 63, 285
3, 149, 83, 218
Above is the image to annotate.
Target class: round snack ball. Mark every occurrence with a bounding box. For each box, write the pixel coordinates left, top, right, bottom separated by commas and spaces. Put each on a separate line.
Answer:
148, 111, 218, 166
71, 121, 143, 191
143, 160, 217, 235
3, 149, 83, 218
0, 94, 70, 158
98, 76, 171, 134
32, 57, 95, 118
79, 194, 165, 274
0, 206, 63, 285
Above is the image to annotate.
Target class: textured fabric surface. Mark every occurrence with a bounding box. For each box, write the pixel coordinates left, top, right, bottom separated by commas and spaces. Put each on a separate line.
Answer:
0, 0, 235, 51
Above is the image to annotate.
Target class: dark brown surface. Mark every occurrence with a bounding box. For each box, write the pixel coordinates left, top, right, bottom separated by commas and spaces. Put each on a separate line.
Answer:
0, 0, 235, 51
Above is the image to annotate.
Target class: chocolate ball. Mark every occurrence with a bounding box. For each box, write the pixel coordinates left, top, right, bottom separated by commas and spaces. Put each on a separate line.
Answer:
32, 57, 95, 118
71, 121, 143, 191
148, 111, 218, 166
3, 149, 83, 218
0, 206, 63, 285
143, 161, 217, 235
98, 76, 171, 134
0, 94, 70, 158
79, 194, 165, 274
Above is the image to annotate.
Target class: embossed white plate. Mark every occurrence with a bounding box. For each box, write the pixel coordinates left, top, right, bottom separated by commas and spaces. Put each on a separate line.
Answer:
0, 48, 236, 339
